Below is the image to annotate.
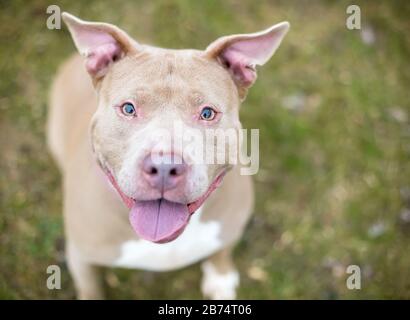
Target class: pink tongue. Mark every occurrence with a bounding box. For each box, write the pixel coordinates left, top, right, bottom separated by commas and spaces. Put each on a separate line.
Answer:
129, 199, 190, 243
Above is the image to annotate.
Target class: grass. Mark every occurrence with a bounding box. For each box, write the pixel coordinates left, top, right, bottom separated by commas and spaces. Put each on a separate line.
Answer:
0, 0, 409, 299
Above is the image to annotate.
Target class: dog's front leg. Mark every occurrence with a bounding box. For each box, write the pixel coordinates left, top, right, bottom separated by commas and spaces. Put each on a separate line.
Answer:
66, 242, 104, 300
201, 246, 239, 300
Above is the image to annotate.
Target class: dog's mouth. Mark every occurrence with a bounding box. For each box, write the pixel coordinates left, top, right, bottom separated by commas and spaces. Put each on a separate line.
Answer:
104, 168, 226, 243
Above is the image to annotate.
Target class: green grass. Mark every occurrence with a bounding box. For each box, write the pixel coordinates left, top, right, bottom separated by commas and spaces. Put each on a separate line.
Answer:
0, 0, 409, 299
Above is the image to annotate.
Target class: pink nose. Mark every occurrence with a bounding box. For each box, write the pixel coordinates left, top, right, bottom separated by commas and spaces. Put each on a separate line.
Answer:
142, 153, 188, 192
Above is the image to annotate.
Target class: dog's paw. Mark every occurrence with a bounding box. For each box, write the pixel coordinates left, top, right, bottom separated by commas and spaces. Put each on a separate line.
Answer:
201, 261, 239, 300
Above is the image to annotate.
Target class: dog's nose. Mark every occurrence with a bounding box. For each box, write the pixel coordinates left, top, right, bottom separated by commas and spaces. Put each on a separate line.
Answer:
142, 153, 187, 192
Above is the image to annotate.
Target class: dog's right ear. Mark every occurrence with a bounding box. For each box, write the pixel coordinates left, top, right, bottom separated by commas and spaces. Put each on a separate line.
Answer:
62, 12, 140, 82
204, 22, 289, 99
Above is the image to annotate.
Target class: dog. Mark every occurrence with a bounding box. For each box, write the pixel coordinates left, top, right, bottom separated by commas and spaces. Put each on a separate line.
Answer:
47, 12, 289, 299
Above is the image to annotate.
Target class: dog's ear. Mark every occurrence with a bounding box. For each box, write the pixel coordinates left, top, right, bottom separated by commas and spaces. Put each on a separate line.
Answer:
204, 22, 289, 99
62, 12, 140, 82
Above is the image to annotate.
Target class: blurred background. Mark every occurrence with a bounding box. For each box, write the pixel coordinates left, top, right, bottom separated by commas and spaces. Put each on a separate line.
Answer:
0, 0, 409, 299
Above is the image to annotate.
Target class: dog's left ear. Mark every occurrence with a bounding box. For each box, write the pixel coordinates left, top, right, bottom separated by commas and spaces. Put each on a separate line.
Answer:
204, 22, 289, 99
62, 12, 140, 83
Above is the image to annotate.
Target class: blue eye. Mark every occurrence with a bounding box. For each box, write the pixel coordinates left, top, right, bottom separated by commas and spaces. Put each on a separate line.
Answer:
122, 102, 136, 116
200, 106, 216, 121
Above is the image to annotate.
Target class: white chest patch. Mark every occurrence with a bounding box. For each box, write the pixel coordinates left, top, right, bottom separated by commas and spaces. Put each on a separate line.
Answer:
114, 208, 223, 271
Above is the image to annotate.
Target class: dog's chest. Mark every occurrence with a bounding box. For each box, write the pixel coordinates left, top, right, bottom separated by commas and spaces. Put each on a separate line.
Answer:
113, 208, 223, 271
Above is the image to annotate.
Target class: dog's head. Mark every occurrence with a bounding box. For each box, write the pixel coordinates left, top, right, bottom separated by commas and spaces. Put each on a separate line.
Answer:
63, 13, 289, 243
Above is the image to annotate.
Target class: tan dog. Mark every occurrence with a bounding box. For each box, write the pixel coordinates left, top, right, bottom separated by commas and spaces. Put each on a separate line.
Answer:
47, 12, 289, 299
